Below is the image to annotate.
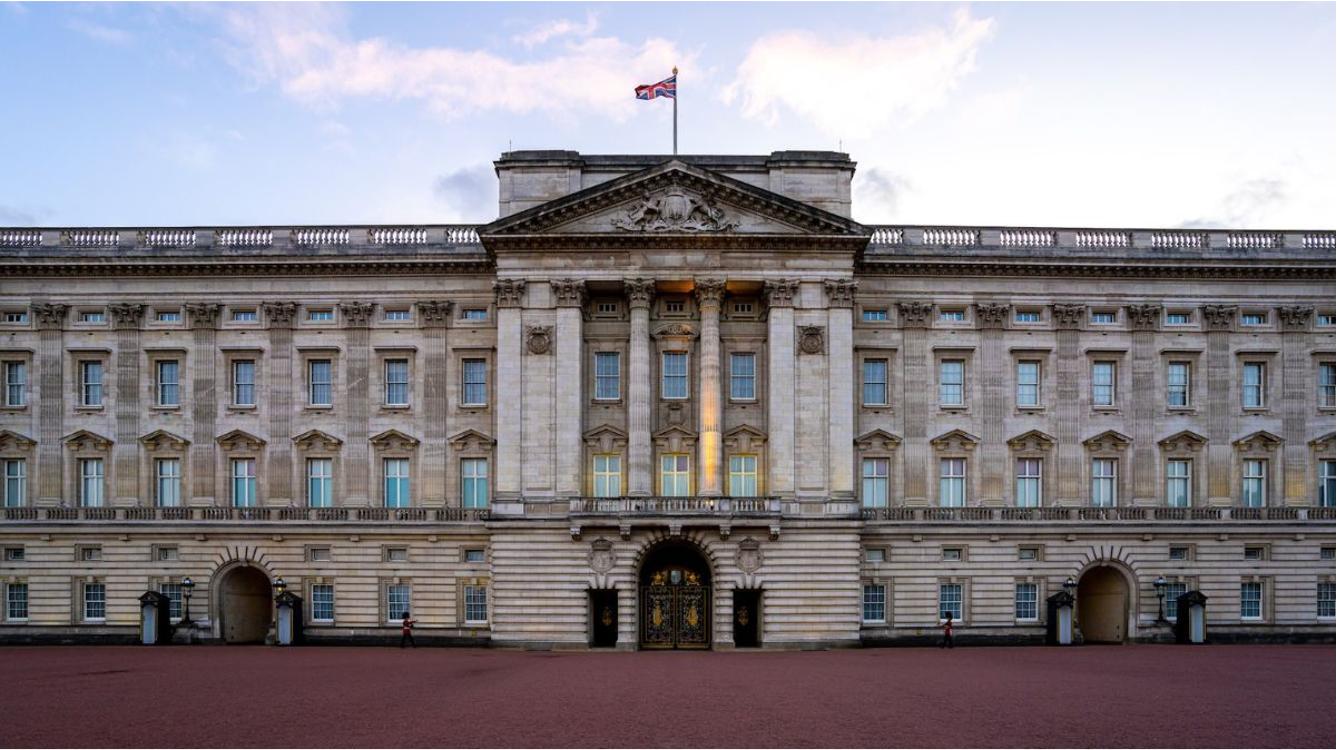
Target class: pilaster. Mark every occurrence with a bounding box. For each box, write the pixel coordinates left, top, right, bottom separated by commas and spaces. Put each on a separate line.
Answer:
1279, 305, 1313, 506
1203, 304, 1237, 506
185, 304, 219, 505
625, 278, 655, 497
1052, 304, 1085, 505
764, 279, 798, 500
341, 301, 375, 506
418, 301, 452, 506
553, 280, 587, 500
825, 279, 856, 504
109, 303, 144, 506
975, 303, 1007, 506
263, 301, 296, 506
1128, 304, 1161, 506
695, 278, 725, 497
898, 301, 932, 505
494, 279, 526, 504
32, 303, 66, 506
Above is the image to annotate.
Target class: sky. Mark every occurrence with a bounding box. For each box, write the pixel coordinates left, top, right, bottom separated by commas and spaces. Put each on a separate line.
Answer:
0, 1, 1334, 229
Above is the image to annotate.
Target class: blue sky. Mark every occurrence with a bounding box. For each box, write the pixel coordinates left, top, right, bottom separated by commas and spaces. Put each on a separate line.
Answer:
1, 1, 1333, 229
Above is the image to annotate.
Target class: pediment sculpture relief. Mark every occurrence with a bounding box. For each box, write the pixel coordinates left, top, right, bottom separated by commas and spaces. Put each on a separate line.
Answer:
611, 184, 739, 233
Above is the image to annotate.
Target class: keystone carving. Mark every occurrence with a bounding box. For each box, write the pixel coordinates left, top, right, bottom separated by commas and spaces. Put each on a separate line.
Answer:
526, 325, 553, 355
823, 279, 857, 308
261, 301, 297, 328
897, 301, 934, 328
763, 279, 799, 308
693, 278, 727, 307
623, 278, 656, 308
339, 301, 376, 327
974, 303, 1009, 329
1278, 305, 1314, 331
1202, 305, 1238, 331
416, 300, 453, 326
1051, 304, 1085, 330
108, 303, 145, 329
550, 279, 586, 308
32, 303, 68, 330
798, 325, 825, 355
492, 279, 526, 308
184, 303, 221, 329
611, 182, 738, 233
1127, 304, 1163, 331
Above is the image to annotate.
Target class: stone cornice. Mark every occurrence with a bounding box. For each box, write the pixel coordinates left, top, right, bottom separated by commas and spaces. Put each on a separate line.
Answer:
856, 258, 1333, 281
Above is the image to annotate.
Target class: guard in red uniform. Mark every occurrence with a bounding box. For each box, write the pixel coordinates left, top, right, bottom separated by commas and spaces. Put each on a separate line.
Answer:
940, 613, 954, 649
399, 612, 417, 648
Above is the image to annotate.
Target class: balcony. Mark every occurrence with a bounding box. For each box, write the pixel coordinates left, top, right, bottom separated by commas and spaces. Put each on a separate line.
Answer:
859, 506, 1335, 523
569, 496, 781, 516
0, 506, 489, 523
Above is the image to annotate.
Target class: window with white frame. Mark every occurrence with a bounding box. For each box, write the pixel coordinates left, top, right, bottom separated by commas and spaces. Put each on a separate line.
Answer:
862, 582, 886, 623
1318, 314, 1336, 327
660, 454, 690, 496
1242, 362, 1266, 408
939, 458, 966, 507
7, 582, 28, 620
80, 546, 102, 561
1320, 362, 1335, 408
862, 458, 889, 508
595, 352, 620, 400
4, 361, 25, 407
732, 302, 753, 315
1091, 458, 1117, 506
1240, 581, 1263, 620
942, 548, 963, 562
1015, 459, 1042, 507
661, 352, 688, 399
1166, 362, 1191, 407
1240, 313, 1266, 326
155, 458, 180, 507
464, 584, 488, 623
387, 584, 411, 621
79, 458, 104, 507
308, 547, 331, 562
4, 547, 23, 561
1164, 581, 1187, 620
83, 582, 106, 621
79, 311, 105, 323
730, 353, 756, 400
664, 300, 685, 314
308, 309, 334, 322
1321, 460, 1336, 508
311, 584, 335, 622
592, 454, 621, 497
308, 359, 332, 406
1242, 459, 1267, 507
4, 459, 26, 507
384, 309, 411, 321
160, 582, 183, 620
231, 309, 257, 322
1091, 311, 1116, 324
862, 308, 888, 322
462, 458, 488, 508
939, 583, 963, 621
3, 311, 28, 324
939, 310, 965, 322
384, 359, 409, 406
460, 308, 487, 321
1169, 546, 1190, 561
386, 547, 409, 563
383, 458, 410, 508
1014, 583, 1038, 621
1244, 546, 1265, 561
232, 360, 255, 406
156, 360, 179, 407
1014, 311, 1040, 323
1321, 547, 1335, 561
596, 301, 619, 315
461, 359, 487, 406
1166, 459, 1191, 508
1166, 312, 1191, 325
939, 360, 964, 406
862, 358, 888, 406
1018, 547, 1039, 562
80, 361, 103, 406
1092, 361, 1116, 406
1318, 582, 1336, 619
157, 546, 178, 561
728, 454, 758, 497
231, 458, 257, 507
307, 458, 332, 508
865, 548, 885, 563
1016, 361, 1040, 407
464, 549, 486, 563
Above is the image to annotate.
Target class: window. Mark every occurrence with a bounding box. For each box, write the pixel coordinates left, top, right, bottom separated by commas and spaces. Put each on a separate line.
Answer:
1014, 311, 1040, 323
730, 353, 756, 401
939, 459, 966, 507
939, 583, 963, 621
1320, 363, 1336, 408
157, 546, 178, 561
4, 459, 26, 507
385, 309, 411, 321
156, 310, 181, 323
79, 458, 104, 507
309, 547, 331, 562
387, 548, 409, 563
1319, 583, 1336, 619
728, 455, 758, 497
1241, 313, 1266, 326
461, 359, 487, 406
1015, 459, 1042, 507
231, 309, 257, 322
732, 302, 753, 315
1169, 546, 1190, 561
462, 458, 489, 508
79, 311, 105, 323
664, 300, 685, 313
308, 359, 332, 406
862, 583, 887, 623
862, 308, 888, 322
384, 359, 409, 406
1015, 583, 1038, 621
156, 360, 179, 407
1318, 314, 1336, 327
1166, 312, 1191, 325
596, 302, 619, 315
464, 584, 488, 623
942, 548, 963, 562
592, 454, 621, 498
308, 309, 334, 322
1166, 459, 1191, 508
862, 359, 888, 406
1240, 582, 1263, 620
155, 458, 180, 507
383, 458, 410, 508
1242, 363, 1265, 408
1244, 546, 1265, 561
661, 352, 688, 399
4, 361, 25, 406
1166, 362, 1191, 407
80, 361, 103, 406
311, 584, 335, 622
1091, 459, 1117, 507
1164, 582, 1187, 621
160, 582, 182, 620
861, 458, 889, 508
1242, 460, 1267, 507
1092, 361, 1116, 406
83, 582, 106, 621
461, 308, 488, 321
1091, 312, 1116, 324
307, 458, 332, 508
595, 352, 620, 400
4, 547, 23, 561
939, 310, 965, 322
1016, 361, 1040, 407
660, 454, 690, 497
80, 546, 102, 562
865, 549, 885, 563
939, 360, 964, 406
387, 584, 411, 621
231, 458, 257, 507
1321, 460, 1336, 508
1018, 547, 1039, 562
464, 549, 486, 563
7, 582, 28, 620
1322, 547, 1335, 561
4, 311, 28, 324
232, 360, 255, 406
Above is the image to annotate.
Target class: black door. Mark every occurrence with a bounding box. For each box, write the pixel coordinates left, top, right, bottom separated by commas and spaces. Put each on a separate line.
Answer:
590, 590, 618, 648
733, 589, 760, 648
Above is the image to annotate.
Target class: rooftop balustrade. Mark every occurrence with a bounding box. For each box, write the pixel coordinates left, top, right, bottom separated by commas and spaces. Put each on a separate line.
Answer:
860, 506, 1335, 522
2, 506, 488, 523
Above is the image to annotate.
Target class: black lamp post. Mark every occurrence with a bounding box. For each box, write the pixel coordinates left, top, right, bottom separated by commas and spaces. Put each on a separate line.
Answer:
273, 576, 287, 600
180, 576, 195, 627
1063, 575, 1076, 595
1154, 575, 1168, 623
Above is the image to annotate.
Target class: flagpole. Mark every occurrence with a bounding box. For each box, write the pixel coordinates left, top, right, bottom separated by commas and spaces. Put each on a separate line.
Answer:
672, 65, 678, 155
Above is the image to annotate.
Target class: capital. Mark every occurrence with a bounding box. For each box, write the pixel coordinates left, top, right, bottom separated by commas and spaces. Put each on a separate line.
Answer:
32, 303, 68, 330
763, 279, 798, 308
1202, 304, 1238, 332
1127, 304, 1163, 331
974, 303, 1009, 329
623, 278, 656, 309
823, 279, 857, 308
339, 301, 376, 328
416, 300, 453, 327
184, 303, 220, 330
550, 279, 587, 308
897, 301, 934, 328
693, 278, 727, 308
493, 279, 526, 308
1278, 305, 1314, 331
109, 303, 145, 330
1051, 304, 1085, 330
262, 301, 297, 328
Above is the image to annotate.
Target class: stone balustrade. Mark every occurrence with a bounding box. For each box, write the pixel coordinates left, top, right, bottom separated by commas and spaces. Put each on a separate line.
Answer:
1, 506, 489, 522
861, 506, 1335, 522
865, 226, 1335, 252
0, 225, 483, 249
570, 496, 782, 516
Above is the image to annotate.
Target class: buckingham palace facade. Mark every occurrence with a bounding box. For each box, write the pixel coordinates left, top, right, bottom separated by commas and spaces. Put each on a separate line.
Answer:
0, 150, 1333, 648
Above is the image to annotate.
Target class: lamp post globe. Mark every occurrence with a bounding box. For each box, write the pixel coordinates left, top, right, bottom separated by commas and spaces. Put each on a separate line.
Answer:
273, 576, 286, 599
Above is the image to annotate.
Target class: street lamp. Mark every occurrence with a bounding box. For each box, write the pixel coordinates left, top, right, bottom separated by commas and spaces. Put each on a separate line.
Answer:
272, 576, 286, 599
1154, 575, 1168, 623
1063, 575, 1076, 595
180, 576, 195, 627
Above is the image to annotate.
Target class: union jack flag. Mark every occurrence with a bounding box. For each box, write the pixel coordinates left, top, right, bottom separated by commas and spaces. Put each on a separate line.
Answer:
635, 74, 676, 100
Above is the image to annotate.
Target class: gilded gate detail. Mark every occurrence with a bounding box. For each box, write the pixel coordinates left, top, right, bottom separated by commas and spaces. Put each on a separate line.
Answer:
640, 578, 711, 649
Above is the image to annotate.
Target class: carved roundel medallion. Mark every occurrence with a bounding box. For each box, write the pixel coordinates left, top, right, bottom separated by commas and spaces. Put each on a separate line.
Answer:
526, 326, 553, 355
589, 538, 615, 573
798, 326, 825, 355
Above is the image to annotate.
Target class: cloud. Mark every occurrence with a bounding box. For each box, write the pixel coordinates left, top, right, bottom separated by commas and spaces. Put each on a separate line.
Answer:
852, 168, 912, 223
68, 19, 134, 45
433, 164, 496, 222
512, 11, 599, 48
1179, 178, 1288, 228
0, 204, 41, 225
721, 9, 995, 137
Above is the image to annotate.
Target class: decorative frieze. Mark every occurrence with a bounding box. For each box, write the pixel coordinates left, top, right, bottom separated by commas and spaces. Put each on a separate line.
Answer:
493, 279, 526, 308
525, 326, 554, 355
623, 278, 656, 308
550, 279, 587, 308
823, 279, 857, 308
262, 301, 297, 328
184, 303, 220, 329
798, 325, 825, 355
897, 301, 934, 328
1202, 304, 1238, 331
974, 303, 1008, 329
108, 303, 145, 330
763, 279, 798, 308
416, 300, 453, 327
339, 301, 376, 328
32, 303, 67, 330
1278, 305, 1314, 331
1051, 304, 1085, 330
1127, 304, 1163, 331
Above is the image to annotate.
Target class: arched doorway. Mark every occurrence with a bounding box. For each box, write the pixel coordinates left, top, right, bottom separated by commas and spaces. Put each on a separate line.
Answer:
639, 541, 711, 649
218, 566, 272, 644
1077, 566, 1128, 643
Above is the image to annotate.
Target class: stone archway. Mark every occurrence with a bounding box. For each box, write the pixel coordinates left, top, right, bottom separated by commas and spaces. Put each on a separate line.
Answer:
217, 565, 272, 644
1077, 565, 1129, 643
638, 540, 713, 650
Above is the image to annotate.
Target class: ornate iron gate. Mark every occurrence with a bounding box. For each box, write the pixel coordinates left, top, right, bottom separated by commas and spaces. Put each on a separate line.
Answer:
640, 583, 711, 649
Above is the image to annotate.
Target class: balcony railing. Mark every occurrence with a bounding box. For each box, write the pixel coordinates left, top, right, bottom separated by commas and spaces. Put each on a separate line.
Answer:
1, 506, 488, 522
864, 226, 1335, 253
570, 496, 781, 516
0, 225, 484, 250
860, 506, 1334, 522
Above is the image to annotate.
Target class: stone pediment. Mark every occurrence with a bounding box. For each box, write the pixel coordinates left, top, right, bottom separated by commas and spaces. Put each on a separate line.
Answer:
447, 429, 494, 452
372, 429, 421, 451
583, 424, 628, 453
723, 425, 767, 453
855, 429, 902, 452
653, 424, 698, 453
140, 429, 190, 451
216, 429, 265, 452
1007, 430, 1056, 451
64, 429, 113, 451
293, 429, 343, 451
1159, 430, 1208, 453
930, 429, 979, 452
1310, 431, 1335, 453
1083, 430, 1131, 452
1232, 430, 1282, 453
0, 429, 36, 451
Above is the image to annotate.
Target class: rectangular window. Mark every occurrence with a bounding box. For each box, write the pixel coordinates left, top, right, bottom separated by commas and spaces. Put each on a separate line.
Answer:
1242, 363, 1265, 408
1091, 459, 1117, 507
1015, 459, 1042, 507
311, 584, 335, 622
156, 360, 179, 407
7, 582, 28, 620
307, 309, 334, 322
942, 548, 963, 562
862, 358, 888, 406
862, 458, 889, 508
385, 310, 411, 321
728, 455, 758, 497
79, 458, 104, 507
939, 583, 963, 621
464, 549, 486, 563
1244, 546, 1265, 561
862, 583, 887, 623
384, 359, 409, 406
1016, 361, 1040, 407
664, 300, 685, 313
462, 458, 489, 509
387, 584, 411, 622
387, 548, 409, 563
461, 359, 487, 406
1318, 314, 1336, 327
732, 302, 753, 315
1091, 312, 1116, 324
156, 310, 181, 323
1166, 362, 1191, 407
157, 546, 179, 561
939, 458, 966, 507
307, 458, 333, 508
231, 458, 257, 507
464, 584, 488, 623
1169, 547, 1190, 561
1242, 459, 1267, 507
1092, 361, 1116, 406
1014, 311, 1040, 323
596, 302, 619, 315
155, 458, 180, 507
79, 311, 105, 323
1319, 363, 1335, 408
865, 548, 886, 563
383, 458, 410, 508
660, 454, 690, 497
1166, 459, 1191, 508
4, 459, 26, 507
231, 310, 257, 322
1164, 582, 1187, 621
83, 583, 106, 621
1321, 460, 1336, 508
1241, 313, 1266, 326
232, 360, 255, 406
730, 353, 756, 401
80, 361, 103, 407
461, 308, 488, 321
309, 547, 331, 562
4, 311, 28, 323
160, 582, 183, 621
939, 310, 965, 322
80, 546, 102, 562
1318, 583, 1336, 619
939, 360, 964, 406
661, 352, 688, 399
1014, 583, 1038, 620
862, 309, 888, 322
595, 352, 621, 400
4, 547, 24, 561
1018, 547, 1039, 562
308, 359, 332, 406
592, 454, 621, 498
1166, 312, 1191, 325
1240, 582, 1263, 620
4, 361, 25, 406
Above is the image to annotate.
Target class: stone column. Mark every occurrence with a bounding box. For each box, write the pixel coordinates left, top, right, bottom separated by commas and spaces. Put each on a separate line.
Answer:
695, 278, 726, 497
1279, 305, 1313, 506
1128, 304, 1162, 506
552, 280, 587, 500
494, 279, 526, 504
262, 302, 296, 506
417, 301, 452, 506
1202, 305, 1237, 506
765, 280, 798, 500
185, 304, 219, 505
340, 302, 375, 506
32, 303, 67, 506
109, 303, 144, 506
975, 303, 1008, 506
897, 301, 933, 505
625, 279, 655, 497
825, 280, 857, 502
1052, 304, 1085, 505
